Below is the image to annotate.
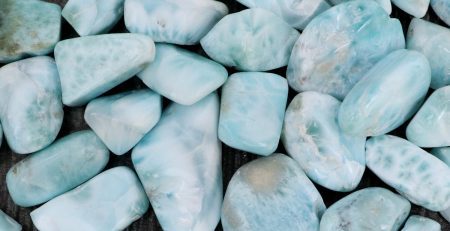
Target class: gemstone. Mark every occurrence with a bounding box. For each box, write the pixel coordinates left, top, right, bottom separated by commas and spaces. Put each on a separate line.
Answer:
221, 154, 325, 231
431, 147, 450, 222
391, 0, 429, 18
132, 93, 222, 231
431, 0, 450, 26
137, 43, 228, 105
329, 0, 392, 14
282, 91, 365, 192
201, 9, 300, 71
219, 72, 288, 156
0, 210, 21, 231
401, 215, 441, 231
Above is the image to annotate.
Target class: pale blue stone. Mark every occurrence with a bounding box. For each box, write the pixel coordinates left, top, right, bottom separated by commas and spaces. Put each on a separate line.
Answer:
54, 33, 155, 106
201, 9, 300, 71
431, 0, 450, 26
219, 72, 288, 156
137, 43, 228, 105
287, 0, 404, 100
0, 210, 21, 231
329, 0, 392, 14
282, 91, 365, 192
401, 215, 441, 231
392, 0, 429, 17
431, 147, 450, 221
339, 49, 430, 137
132, 93, 222, 231
222, 154, 326, 231
124, 0, 228, 45
320, 187, 410, 231
0, 56, 64, 154
30, 166, 149, 231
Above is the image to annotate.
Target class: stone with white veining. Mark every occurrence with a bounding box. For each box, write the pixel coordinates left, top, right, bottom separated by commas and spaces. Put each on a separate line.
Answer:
431, 0, 450, 26
431, 147, 450, 222
391, 0, 429, 18
401, 215, 441, 231
329, 0, 392, 14
0, 210, 21, 231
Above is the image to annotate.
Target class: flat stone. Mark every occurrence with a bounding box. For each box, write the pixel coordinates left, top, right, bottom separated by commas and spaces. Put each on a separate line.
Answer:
201, 9, 300, 71
339, 49, 430, 137
219, 72, 288, 156
282, 91, 365, 192
222, 154, 325, 231
401, 215, 441, 231
431, 147, 450, 222
391, 0, 429, 18
431, 0, 450, 26
132, 93, 222, 231
31, 166, 149, 231
329, 0, 392, 14
137, 43, 228, 105
0, 210, 21, 231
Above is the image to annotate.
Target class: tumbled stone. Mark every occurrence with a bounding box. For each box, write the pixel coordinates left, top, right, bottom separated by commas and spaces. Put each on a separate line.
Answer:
431, 0, 450, 26
132, 93, 222, 231
329, 0, 392, 14
392, 0, 429, 18
431, 147, 450, 222
201, 9, 300, 71
137, 43, 228, 105
401, 215, 441, 231
0, 210, 21, 231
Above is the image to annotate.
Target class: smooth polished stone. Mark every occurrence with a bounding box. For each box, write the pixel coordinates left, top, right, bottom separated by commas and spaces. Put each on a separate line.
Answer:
31, 167, 149, 231
222, 154, 325, 231
329, 0, 392, 14
137, 43, 228, 105
0, 56, 63, 154
201, 9, 300, 71
339, 50, 430, 137
132, 93, 222, 231
0, 210, 21, 231
431, 0, 450, 26
219, 72, 288, 156
432, 147, 450, 221
54, 34, 155, 106
287, 0, 404, 100
401, 215, 440, 231
282, 91, 365, 192
124, 0, 228, 45
320, 187, 410, 231
366, 135, 450, 211
392, 0, 429, 18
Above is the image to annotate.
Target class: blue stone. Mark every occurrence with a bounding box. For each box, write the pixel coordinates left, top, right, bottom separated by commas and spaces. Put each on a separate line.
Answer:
282, 91, 365, 192
401, 215, 441, 231
0, 210, 21, 231
431, 0, 450, 26
137, 43, 228, 105
132, 93, 222, 231
339, 49, 430, 137
222, 154, 325, 231
431, 147, 450, 222
219, 72, 288, 156
329, 0, 392, 14
31, 166, 149, 231
391, 0, 429, 18
201, 9, 300, 71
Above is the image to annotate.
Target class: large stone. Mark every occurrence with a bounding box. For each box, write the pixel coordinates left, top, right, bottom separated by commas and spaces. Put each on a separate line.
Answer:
329, 0, 392, 14
401, 215, 441, 231
0, 210, 21, 231
431, 0, 450, 26
391, 0, 429, 18
431, 147, 450, 222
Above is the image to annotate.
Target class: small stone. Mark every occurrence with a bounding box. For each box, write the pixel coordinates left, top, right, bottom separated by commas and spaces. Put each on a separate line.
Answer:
0, 210, 21, 231
391, 0, 429, 18
401, 215, 441, 231
329, 0, 392, 14
431, 147, 450, 222
431, 0, 450, 26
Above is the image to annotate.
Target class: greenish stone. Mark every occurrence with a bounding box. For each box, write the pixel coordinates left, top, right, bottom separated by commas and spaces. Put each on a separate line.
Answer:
430, 147, 450, 222
0, 210, 21, 231
431, 0, 450, 26
391, 0, 429, 18
329, 0, 392, 14
401, 215, 440, 231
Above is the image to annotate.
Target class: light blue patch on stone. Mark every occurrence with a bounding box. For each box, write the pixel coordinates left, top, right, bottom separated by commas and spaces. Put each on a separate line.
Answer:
391, 0, 429, 17
329, 0, 392, 14
431, 0, 450, 26
431, 147, 450, 222
0, 210, 21, 231
401, 215, 441, 231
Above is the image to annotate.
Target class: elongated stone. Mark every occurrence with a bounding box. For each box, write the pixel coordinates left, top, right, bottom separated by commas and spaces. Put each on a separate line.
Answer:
0, 210, 21, 231
392, 0, 429, 18
431, 147, 450, 222
31, 166, 149, 231
401, 216, 440, 231
54, 33, 155, 106
132, 93, 222, 231
339, 50, 430, 137
329, 0, 392, 14
201, 9, 300, 71
137, 43, 228, 105
431, 0, 450, 26
0, 56, 63, 154
282, 91, 365, 192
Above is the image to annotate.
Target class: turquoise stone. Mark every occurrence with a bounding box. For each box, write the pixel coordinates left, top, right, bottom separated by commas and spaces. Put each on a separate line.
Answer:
124, 0, 228, 45
222, 154, 325, 231
401, 215, 440, 231
201, 9, 300, 71
0, 210, 21, 231
338, 49, 430, 137
287, 0, 404, 100
137, 43, 228, 105
329, 0, 392, 14
391, 0, 429, 17
320, 187, 411, 231
282, 91, 365, 192
6, 130, 109, 207
0, 56, 63, 154
54, 33, 155, 106
431, 0, 450, 26
132, 93, 222, 231
219, 72, 288, 156
366, 135, 450, 211
430, 147, 450, 222
31, 166, 149, 231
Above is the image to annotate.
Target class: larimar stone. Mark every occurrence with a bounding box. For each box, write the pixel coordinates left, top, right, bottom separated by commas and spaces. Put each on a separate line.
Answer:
219, 72, 288, 156
320, 187, 410, 231
432, 147, 450, 222
124, 0, 228, 45
401, 216, 441, 231
0, 210, 21, 231
282, 91, 365, 192
0, 56, 63, 154
287, 0, 404, 100
391, 0, 429, 18
132, 93, 222, 231
201, 9, 300, 71
222, 154, 325, 231
366, 135, 450, 211
137, 43, 228, 105
431, 0, 450, 26
85, 90, 162, 155
329, 0, 392, 14
54, 34, 155, 106
338, 50, 430, 137
31, 167, 149, 231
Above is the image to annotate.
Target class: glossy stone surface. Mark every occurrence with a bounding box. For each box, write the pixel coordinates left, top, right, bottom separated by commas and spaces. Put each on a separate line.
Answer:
132, 93, 222, 231
31, 167, 149, 231
329, 0, 392, 14
401, 215, 441, 231
219, 72, 288, 156
339, 49, 430, 137
201, 9, 300, 71
54, 33, 155, 106
392, 0, 429, 18
0, 210, 21, 231
430, 147, 450, 222
138, 43, 228, 105
282, 91, 365, 192
222, 154, 325, 231
431, 0, 450, 26
124, 0, 228, 45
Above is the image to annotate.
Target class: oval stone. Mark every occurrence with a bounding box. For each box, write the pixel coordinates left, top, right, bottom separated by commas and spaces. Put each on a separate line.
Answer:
0, 210, 21, 231
401, 215, 441, 231
431, 0, 450, 26
430, 147, 450, 222
391, 0, 429, 18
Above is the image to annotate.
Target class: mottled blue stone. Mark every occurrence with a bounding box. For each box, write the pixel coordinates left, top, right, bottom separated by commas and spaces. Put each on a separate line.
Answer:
401, 215, 441, 231
392, 0, 429, 17
430, 147, 450, 222
431, 0, 450, 26
0, 210, 21, 231
329, 0, 392, 14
